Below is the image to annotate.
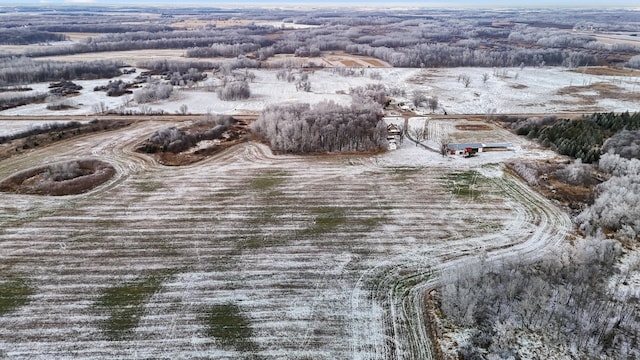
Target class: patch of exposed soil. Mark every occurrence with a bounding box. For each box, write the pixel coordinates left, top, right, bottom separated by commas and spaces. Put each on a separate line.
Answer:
510, 84, 528, 89
455, 124, 492, 131
407, 70, 441, 84
556, 81, 640, 103
340, 60, 360, 67
0, 158, 115, 196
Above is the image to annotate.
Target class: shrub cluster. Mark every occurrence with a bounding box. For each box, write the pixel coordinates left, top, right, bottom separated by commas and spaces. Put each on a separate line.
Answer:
217, 80, 251, 101
93, 79, 134, 97
133, 81, 173, 104
138, 117, 234, 154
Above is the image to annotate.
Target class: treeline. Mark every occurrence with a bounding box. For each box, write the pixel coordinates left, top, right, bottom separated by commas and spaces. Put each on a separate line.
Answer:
0, 121, 83, 144
501, 112, 640, 163
252, 85, 387, 153
6, 10, 636, 69
33, 24, 173, 34
0, 92, 47, 112
439, 237, 639, 359
16, 28, 276, 59
0, 29, 67, 45
0, 57, 123, 87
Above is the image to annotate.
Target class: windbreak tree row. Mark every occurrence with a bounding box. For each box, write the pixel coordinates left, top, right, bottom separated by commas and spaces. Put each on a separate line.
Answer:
0, 58, 123, 87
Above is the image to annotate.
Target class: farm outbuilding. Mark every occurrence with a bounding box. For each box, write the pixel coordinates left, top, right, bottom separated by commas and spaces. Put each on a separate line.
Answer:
447, 142, 512, 156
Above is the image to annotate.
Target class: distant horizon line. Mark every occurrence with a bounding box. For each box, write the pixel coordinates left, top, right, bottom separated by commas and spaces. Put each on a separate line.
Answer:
0, 1, 639, 11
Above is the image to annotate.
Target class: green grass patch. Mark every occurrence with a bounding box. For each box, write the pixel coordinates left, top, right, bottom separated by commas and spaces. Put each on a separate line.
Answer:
135, 180, 164, 193
303, 207, 347, 236
205, 302, 258, 352
444, 171, 484, 200
0, 277, 32, 315
96, 271, 172, 340
249, 170, 288, 191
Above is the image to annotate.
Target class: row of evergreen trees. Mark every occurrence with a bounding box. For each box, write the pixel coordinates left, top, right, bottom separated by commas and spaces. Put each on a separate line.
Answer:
514, 112, 640, 163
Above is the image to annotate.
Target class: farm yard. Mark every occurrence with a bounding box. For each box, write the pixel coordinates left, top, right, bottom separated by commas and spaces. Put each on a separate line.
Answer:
0, 117, 570, 359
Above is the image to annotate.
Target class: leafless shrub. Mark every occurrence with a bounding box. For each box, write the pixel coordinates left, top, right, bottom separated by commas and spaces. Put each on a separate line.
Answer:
134, 80, 173, 104
554, 159, 593, 186
507, 161, 539, 186
217, 80, 250, 101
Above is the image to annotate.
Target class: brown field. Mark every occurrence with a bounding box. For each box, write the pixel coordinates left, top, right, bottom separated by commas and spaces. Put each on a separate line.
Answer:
455, 124, 493, 131
570, 67, 640, 77
557, 82, 640, 103
340, 59, 360, 67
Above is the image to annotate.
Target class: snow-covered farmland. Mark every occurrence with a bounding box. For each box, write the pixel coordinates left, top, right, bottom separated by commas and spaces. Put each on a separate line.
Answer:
0, 119, 570, 358
1, 65, 639, 121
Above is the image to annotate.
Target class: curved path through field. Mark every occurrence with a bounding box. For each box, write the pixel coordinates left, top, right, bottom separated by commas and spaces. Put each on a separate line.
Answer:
0, 120, 570, 359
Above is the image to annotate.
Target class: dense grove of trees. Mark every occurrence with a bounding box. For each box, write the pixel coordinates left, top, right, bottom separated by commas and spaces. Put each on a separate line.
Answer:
440, 237, 639, 359
578, 153, 640, 240
252, 100, 386, 153
504, 112, 640, 163
0, 58, 123, 87
34, 24, 173, 34
13, 28, 276, 59
252, 84, 388, 153
0, 29, 67, 45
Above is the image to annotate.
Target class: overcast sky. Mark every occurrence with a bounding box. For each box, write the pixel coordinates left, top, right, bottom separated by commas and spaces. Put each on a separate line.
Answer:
0, 0, 637, 8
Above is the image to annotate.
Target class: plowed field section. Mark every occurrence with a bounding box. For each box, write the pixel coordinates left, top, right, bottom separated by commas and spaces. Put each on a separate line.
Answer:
0, 124, 568, 359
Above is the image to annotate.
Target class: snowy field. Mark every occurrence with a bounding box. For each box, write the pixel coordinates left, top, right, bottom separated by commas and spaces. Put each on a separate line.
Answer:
1, 65, 639, 124
0, 115, 571, 359
0, 56, 632, 358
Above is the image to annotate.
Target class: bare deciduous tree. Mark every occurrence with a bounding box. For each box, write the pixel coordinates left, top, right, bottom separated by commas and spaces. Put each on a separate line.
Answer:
428, 97, 439, 113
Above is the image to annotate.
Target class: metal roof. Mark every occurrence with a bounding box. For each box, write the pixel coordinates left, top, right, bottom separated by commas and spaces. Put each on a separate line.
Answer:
447, 143, 512, 150
447, 143, 485, 150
